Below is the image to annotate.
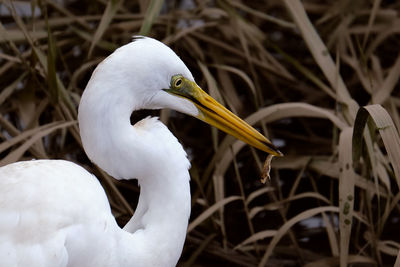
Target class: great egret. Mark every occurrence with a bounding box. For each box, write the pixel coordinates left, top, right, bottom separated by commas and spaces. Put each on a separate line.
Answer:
0, 37, 282, 267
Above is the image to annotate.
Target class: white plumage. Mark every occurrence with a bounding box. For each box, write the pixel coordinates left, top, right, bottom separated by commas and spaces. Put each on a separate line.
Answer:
0, 37, 281, 267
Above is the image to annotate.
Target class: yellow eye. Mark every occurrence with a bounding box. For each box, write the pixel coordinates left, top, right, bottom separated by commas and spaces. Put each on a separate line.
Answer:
174, 78, 183, 88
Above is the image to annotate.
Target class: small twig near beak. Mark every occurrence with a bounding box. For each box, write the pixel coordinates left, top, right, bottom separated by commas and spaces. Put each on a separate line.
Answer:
261, 154, 274, 184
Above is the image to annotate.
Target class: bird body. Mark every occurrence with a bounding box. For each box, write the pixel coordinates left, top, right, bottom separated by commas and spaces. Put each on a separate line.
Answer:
0, 157, 190, 267
0, 160, 119, 267
0, 37, 281, 266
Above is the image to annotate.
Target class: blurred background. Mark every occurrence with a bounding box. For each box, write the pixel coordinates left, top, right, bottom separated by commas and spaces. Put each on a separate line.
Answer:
1, 0, 400, 266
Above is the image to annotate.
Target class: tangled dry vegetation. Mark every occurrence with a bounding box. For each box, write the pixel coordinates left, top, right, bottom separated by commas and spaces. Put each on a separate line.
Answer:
1, 0, 400, 266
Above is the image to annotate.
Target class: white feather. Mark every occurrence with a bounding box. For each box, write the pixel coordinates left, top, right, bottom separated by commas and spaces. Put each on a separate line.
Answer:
0, 37, 194, 267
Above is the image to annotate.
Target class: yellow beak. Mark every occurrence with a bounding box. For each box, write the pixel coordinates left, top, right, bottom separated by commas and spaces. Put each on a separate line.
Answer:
164, 76, 283, 157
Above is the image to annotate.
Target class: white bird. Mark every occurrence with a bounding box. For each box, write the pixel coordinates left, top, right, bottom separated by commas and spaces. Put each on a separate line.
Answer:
0, 37, 282, 267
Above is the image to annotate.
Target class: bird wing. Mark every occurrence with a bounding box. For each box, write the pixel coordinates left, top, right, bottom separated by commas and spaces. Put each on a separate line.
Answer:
0, 160, 118, 267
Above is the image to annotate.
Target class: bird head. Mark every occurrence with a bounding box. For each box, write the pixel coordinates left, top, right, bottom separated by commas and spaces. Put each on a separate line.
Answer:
130, 37, 283, 157
81, 36, 282, 159
161, 74, 283, 156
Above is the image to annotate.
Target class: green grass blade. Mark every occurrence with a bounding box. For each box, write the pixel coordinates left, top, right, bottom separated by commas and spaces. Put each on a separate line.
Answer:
139, 0, 164, 36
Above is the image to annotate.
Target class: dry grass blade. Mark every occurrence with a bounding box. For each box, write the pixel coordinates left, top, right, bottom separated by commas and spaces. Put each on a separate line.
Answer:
163, 22, 218, 45
68, 58, 104, 91
210, 64, 257, 100
228, 1, 295, 29
0, 72, 27, 105
353, 104, 400, 189
46, 21, 59, 102
338, 127, 355, 267
0, 121, 76, 166
213, 103, 346, 181
70, 26, 118, 52
247, 103, 347, 130
0, 122, 59, 154
88, 0, 123, 57
249, 192, 331, 219
282, 0, 358, 120
245, 187, 274, 205
212, 63, 243, 113
362, 0, 382, 48
270, 43, 337, 99
378, 240, 400, 256
211, 174, 228, 248
4, 1, 76, 116
395, 248, 400, 267
182, 233, 216, 267
274, 156, 388, 197
198, 61, 224, 103
258, 206, 339, 267
234, 230, 277, 250
187, 196, 241, 233
381, 192, 400, 236
231, 152, 256, 248
0, 115, 45, 159
0, 29, 47, 43
45, 0, 91, 30
322, 212, 339, 257
198, 61, 224, 149
284, 192, 331, 204
193, 32, 294, 81
372, 53, 400, 104
304, 255, 376, 267
97, 168, 133, 215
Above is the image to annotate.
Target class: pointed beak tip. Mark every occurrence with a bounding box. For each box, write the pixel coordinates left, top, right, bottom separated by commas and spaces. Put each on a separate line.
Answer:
180, 81, 284, 157
263, 141, 283, 157
267, 148, 283, 157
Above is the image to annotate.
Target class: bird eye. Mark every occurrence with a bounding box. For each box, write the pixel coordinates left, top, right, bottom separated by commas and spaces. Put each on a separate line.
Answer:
174, 78, 183, 88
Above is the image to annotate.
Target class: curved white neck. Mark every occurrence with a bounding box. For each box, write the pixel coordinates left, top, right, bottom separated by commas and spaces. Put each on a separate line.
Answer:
120, 168, 191, 266
78, 63, 192, 266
